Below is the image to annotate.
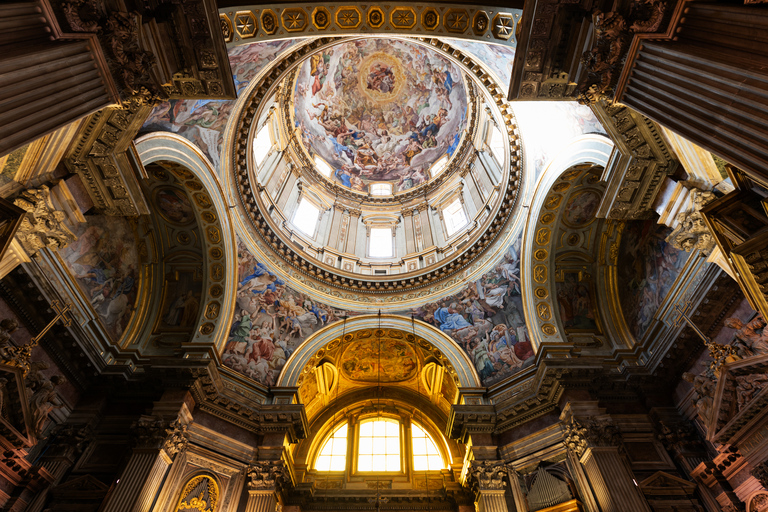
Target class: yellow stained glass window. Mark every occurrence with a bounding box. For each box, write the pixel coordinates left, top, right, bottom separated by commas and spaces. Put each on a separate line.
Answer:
412, 422, 444, 471
357, 418, 400, 472
315, 423, 348, 471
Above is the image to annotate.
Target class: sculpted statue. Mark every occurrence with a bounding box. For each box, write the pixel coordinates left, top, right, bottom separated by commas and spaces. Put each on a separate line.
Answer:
725, 314, 768, 357
666, 189, 717, 255
14, 186, 76, 255
0, 319, 18, 361
682, 371, 715, 422
27, 370, 66, 436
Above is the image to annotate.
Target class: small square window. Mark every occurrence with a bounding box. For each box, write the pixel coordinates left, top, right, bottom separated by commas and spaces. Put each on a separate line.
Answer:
369, 228, 393, 258
444, 198, 468, 237
370, 183, 392, 196
490, 126, 505, 165
253, 124, 272, 167
294, 198, 320, 237
430, 154, 449, 178
314, 156, 332, 177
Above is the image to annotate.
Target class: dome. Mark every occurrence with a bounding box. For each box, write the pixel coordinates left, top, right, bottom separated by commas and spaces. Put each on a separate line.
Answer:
292, 39, 468, 194
233, 37, 523, 302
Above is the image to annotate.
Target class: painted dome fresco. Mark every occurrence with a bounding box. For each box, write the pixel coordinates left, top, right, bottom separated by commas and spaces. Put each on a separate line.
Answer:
293, 39, 468, 193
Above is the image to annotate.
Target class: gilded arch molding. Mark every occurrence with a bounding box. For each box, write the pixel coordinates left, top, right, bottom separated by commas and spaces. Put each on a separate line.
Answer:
220, 4, 522, 48
521, 135, 613, 350
277, 314, 481, 389
135, 133, 238, 352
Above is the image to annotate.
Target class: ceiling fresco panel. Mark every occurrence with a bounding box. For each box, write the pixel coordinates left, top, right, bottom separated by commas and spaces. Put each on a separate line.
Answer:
292, 39, 468, 193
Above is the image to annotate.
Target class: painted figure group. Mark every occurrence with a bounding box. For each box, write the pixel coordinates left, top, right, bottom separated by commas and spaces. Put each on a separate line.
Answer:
295, 39, 467, 193
409, 241, 534, 385
222, 241, 349, 385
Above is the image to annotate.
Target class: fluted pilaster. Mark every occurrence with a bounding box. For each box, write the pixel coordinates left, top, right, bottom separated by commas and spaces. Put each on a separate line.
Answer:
580, 446, 650, 512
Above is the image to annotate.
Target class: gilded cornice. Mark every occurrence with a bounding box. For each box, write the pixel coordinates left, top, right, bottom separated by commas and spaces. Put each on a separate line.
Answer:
220, 4, 520, 49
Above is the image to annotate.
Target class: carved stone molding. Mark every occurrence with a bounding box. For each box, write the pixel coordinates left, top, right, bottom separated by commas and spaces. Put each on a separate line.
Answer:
743, 456, 763, 489
593, 101, 677, 220
563, 417, 622, 458
64, 100, 150, 217
247, 460, 290, 491
131, 416, 189, 459
58, 0, 235, 104
190, 375, 307, 442
13, 186, 77, 256
468, 460, 507, 491
666, 189, 717, 255
446, 404, 496, 444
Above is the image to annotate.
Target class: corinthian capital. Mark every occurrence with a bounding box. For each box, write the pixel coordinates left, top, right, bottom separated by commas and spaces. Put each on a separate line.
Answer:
564, 417, 622, 458
131, 416, 189, 459
468, 460, 507, 491
247, 460, 290, 491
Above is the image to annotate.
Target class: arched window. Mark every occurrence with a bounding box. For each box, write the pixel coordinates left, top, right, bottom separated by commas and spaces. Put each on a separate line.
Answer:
313, 415, 447, 474
358, 418, 401, 472
430, 154, 450, 178
293, 197, 320, 237
411, 422, 444, 471
315, 423, 348, 471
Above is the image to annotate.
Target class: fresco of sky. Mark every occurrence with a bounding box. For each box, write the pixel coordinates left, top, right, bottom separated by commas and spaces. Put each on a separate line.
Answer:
141, 39, 306, 170
441, 38, 516, 89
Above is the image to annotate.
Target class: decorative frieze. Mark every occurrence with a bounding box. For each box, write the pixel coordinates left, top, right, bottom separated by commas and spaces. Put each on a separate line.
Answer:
13, 186, 77, 255
593, 101, 677, 220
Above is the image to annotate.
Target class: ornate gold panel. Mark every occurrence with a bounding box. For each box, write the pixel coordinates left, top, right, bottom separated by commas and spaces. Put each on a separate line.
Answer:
220, 14, 234, 42
336, 6, 362, 29
472, 11, 489, 35
492, 13, 514, 40
367, 7, 385, 28
261, 9, 278, 35
541, 324, 557, 336
444, 9, 469, 33
422, 8, 440, 31
281, 8, 307, 32
234, 11, 257, 38
390, 7, 417, 29
312, 6, 331, 29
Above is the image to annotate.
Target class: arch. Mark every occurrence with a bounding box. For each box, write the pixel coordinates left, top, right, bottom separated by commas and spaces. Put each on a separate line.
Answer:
521, 135, 613, 350
277, 314, 481, 388
135, 132, 238, 351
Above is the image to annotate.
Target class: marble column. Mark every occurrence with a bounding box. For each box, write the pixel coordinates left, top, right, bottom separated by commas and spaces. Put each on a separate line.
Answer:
580, 446, 650, 512
469, 461, 511, 512
245, 461, 289, 512
344, 209, 361, 254
505, 468, 529, 512
402, 209, 416, 254
245, 490, 278, 512
102, 407, 190, 512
